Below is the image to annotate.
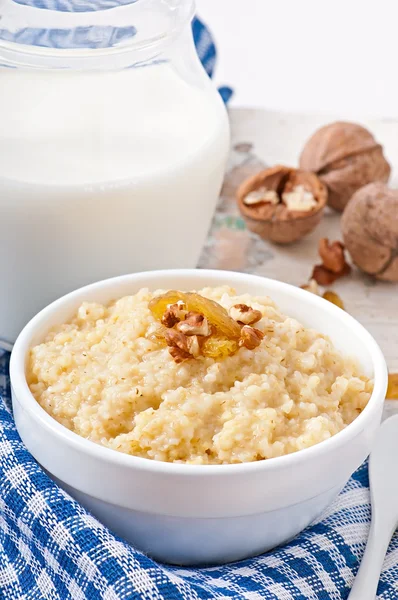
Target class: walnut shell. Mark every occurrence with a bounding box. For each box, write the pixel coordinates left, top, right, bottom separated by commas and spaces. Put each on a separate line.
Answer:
236, 165, 327, 244
299, 122, 391, 212
342, 182, 398, 282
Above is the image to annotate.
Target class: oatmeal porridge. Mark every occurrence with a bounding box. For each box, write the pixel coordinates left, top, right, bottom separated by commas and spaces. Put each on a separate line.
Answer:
27, 286, 372, 464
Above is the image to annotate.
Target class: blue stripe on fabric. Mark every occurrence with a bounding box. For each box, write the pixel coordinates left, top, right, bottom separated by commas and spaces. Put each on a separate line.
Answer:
0, 25, 137, 49
11, 0, 138, 12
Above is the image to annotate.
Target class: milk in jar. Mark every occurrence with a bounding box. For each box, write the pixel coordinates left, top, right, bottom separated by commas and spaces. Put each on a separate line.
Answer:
0, 0, 230, 343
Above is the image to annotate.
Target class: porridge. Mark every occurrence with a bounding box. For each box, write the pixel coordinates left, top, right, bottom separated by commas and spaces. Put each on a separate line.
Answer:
27, 287, 372, 465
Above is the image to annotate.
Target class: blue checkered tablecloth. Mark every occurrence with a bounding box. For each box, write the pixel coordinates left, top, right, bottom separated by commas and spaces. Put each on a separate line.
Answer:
1, 350, 398, 599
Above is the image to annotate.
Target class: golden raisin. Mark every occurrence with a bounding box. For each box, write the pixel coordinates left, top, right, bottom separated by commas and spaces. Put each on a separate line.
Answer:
386, 373, 398, 400
149, 291, 184, 320
322, 290, 345, 310
201, 336, 239, 359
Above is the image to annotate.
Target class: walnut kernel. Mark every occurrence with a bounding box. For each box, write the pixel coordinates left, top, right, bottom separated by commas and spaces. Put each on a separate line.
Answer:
161, 302, 186, 328
165, 329, 201, 362
176, 312, 211, 337
300, 279, 320, 295
311, 238, 351, 285
281, 185, 317, 212
239, 326, 264, 350
169, 347, 191, 363
229, 304, 262, 325
243, 188, 279, 206
165, 329, 190, 352
311, 263, 351, 286
318, 238, 346, 274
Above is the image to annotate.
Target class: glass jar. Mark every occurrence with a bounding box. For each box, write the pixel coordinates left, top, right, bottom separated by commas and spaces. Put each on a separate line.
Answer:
0, 0, 230, 345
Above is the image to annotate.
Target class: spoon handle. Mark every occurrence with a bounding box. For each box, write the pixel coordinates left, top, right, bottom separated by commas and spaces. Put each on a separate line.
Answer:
348, 518, 394, 599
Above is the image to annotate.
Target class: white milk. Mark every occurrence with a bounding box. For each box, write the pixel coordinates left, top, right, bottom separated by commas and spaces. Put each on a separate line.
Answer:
0, 63, 230, 342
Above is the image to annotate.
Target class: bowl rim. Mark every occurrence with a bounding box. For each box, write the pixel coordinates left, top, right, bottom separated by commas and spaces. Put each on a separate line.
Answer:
10, 269, 388, 476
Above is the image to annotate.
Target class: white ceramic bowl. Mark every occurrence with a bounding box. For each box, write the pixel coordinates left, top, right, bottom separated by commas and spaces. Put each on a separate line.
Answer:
10, 270, 388, 566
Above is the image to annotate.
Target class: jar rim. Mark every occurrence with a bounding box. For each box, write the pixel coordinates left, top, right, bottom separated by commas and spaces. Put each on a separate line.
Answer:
0, 0, 195, 69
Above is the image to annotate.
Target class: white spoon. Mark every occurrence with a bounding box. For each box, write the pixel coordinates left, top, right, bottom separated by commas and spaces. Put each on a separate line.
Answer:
348, 414, 398, 599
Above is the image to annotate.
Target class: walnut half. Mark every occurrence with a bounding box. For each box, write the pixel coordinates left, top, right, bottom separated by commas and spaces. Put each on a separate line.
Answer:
237, 166, 327, 244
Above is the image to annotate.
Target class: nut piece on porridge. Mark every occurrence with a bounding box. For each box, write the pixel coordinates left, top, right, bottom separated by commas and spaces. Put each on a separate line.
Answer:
176, 312, 211, 337
238, 326, 264, 349
27, 286, 373, 466
229, 304, 262, 325
169, 346, 193, 364
165, 329, 200, 361
161, 302, 186, 328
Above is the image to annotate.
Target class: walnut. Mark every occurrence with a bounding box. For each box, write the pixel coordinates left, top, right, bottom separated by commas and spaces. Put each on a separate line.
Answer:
186, 335, 200, 357
311, 238, 351, 285
342, 182, 398, 282
237, 165, 327, 244
229, 304, 262, 325
161, 302, 186, 328
169, 347, 192, 363
318, 238, 346, 274
176, 312, 211, 336
165, 329, 189, 352
165, 329, 201, 361
299, 121, 391, 212
311, 264, 350, 285
300, 279, 320, 295
238, 326, 264, 350
243, 188, 279, 205
281, 185, 317, 212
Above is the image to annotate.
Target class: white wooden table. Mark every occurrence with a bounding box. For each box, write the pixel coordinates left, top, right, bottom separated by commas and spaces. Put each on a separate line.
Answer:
200, 108, 398, 415
197, 0, 398, 119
